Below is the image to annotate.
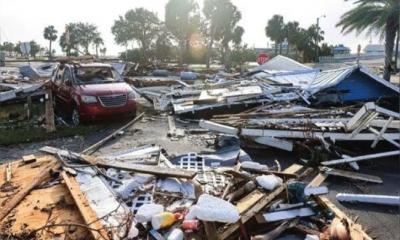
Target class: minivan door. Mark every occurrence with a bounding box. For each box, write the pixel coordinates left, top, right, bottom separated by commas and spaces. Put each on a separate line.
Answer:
59, 67, 74, 114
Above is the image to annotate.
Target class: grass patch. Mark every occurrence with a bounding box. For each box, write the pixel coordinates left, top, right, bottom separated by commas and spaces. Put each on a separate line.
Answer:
0, 124, 105, 146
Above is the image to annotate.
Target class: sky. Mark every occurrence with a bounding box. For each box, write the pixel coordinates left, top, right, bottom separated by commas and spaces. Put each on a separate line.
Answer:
0, 0, 382, 56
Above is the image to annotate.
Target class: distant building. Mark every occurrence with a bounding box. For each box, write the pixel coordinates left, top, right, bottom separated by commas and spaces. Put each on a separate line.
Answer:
254, 48, 270, 54
332, 44, 351, 55
364, 44, 384, 56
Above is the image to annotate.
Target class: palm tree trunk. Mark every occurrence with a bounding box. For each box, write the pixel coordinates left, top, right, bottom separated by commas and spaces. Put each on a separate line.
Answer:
286, 43, 290, 55
383, 18, 397, 81
206, 26, 217, 69
49, 40, 52, 60
223, 44, 230, 69
395, 28, 399, 72
179, 40, 185, 66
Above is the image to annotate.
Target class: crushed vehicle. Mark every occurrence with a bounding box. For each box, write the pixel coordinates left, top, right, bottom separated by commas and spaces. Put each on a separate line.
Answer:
51, 62, 137, 125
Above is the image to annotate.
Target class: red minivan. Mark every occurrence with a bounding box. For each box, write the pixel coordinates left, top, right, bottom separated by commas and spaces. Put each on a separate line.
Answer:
51, 62, 137, 125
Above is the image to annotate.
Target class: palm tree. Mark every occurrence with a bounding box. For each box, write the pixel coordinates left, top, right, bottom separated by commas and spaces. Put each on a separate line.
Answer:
336, 0, 400, 81
265, 15, 285, 54
93, 37, 104, 57
43, 25, 58, 59
284, 21, 300, 55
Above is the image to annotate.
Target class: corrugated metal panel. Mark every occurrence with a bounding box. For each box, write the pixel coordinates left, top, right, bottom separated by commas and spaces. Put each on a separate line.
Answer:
251, 55, 312, 73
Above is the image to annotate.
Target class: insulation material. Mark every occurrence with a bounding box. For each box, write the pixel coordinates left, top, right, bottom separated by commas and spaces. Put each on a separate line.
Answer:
256, 175, 283, 191
186, 194, 240, 223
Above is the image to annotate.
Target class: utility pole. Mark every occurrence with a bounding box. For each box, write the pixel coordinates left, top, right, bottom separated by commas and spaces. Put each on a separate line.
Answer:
315, 15, 326, 63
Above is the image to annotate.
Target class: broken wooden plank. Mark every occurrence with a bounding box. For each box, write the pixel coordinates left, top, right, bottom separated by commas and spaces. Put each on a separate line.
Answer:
203, 221, 219, 240
22, 154, 36, 164
307, 173, 328, 188
252, 219, 299, 240
96, 161, 197, 179
5, 163, 11, 183
316, 196, 372, 240
321, 150, 400, 166
368, 126, 400, 148
81, 112, 144, 155
61, 171, 110, 240
44, 89, 56, 133
41, 146, 197, 179
320, 167, 383, 183
371, 117, 394, 148
0, 161, 58, 221
235, 189, 265, 215
221, 165, 304, 239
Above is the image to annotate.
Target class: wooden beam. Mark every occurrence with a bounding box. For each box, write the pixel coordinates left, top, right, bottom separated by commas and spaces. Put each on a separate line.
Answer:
315, 196, 372, 240
203, 221, 219, 240
5, 163, 12, 183
61, 172, 110, 240
371, 117, 393, 148
252, 219, 299, 240
81, 112, 144, 155
320, 167, 383, 184
44, 89, 56, 133
95, 161, 197, 179
0, 161, 58, 221
307, 173, 328, 188
41, 146, 197, 179
220, 164, 304, 239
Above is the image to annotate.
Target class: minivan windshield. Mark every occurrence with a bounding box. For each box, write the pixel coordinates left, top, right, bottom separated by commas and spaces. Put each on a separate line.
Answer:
73, 66, 122, 85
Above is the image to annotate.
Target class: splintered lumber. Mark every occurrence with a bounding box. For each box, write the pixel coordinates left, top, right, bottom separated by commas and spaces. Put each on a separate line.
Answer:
203, 221, 219, 240
236, 189, 264, 214
0, 160, 58, 221
252, 219, 299, 240
95, 161, 197, 179
315, 196, 372, 240
41, 146, 197, 179
1, 184, 90, 239
307, 173, 328, 188
45, 89, 56, 133
81, 112, 144, 155
22, 154, 37, 164
320, 167, 383, 183
220, 164, 304, 239
5, 163, 11, 183
61, 172, 110, 240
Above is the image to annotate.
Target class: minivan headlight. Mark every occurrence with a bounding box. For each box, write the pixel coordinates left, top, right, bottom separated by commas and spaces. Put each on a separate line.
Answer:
81, 95, 97, 104
128, 90, 136, 100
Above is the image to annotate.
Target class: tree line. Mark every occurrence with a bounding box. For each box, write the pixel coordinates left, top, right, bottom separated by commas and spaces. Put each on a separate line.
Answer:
0, 0, 398, 80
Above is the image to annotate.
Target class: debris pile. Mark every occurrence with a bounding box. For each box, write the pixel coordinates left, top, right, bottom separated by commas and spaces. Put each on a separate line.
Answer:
133, 55, 399, 118
0, 137, 375, 240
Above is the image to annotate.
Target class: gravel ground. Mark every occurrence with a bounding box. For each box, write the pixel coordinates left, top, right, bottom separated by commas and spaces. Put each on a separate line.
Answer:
0, 100, 399, 239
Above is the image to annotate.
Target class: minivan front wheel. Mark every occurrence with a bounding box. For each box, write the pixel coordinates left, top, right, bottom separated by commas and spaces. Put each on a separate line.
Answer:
71, 108, 80, 126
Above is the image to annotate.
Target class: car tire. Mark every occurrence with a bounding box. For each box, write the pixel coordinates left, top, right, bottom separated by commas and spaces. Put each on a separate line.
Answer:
71, 108, 80, 126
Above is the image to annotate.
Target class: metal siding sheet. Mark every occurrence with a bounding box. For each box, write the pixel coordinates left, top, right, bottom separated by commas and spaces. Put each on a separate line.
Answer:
333, 71, 397, 101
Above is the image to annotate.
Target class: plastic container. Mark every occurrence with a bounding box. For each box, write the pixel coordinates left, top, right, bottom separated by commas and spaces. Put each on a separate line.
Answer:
152, 69, 169, 77
167, 228, 184, 240
151, 212, 182, 230
135, 203, 164, 223
181, 219, 200, 231
180, 71, 197, 80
